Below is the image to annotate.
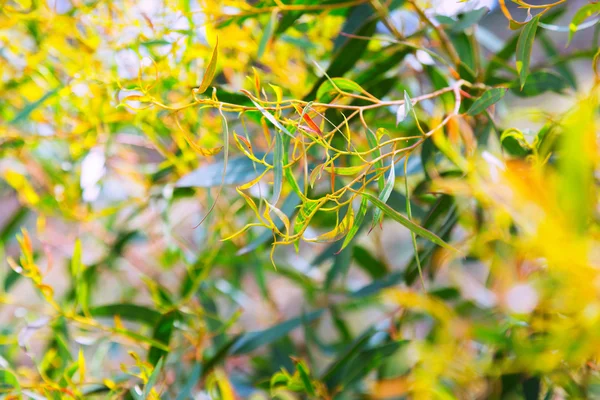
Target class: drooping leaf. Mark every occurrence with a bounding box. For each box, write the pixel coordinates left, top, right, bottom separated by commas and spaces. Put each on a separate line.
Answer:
516, 15, 540, 89
568, 4, 600, 44
371, 160, 396, 229
340, 196, 369, 251
148, 311, 180, 366
196, 37, 219, 94
362, 192, 457, 252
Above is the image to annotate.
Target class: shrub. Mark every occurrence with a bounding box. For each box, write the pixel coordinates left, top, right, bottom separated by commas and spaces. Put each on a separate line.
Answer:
1, 0, 599, 398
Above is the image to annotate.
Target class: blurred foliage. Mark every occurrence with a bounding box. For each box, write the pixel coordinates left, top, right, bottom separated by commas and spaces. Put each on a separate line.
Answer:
1, 0, 600, 398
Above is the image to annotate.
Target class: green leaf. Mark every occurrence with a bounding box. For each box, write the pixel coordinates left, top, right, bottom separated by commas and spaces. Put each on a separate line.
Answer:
340, 196, 369, 251
362, 192, 457, 252
512, 70, 569, 97
230, 309, 323, 355
248, 98, 295, 139
305, 18, 378, 100
88, 303, 162, 326
467, 88, 507, 116
297, 362, 316, 396
10, 87, 61, 125
71, 239, 82, 278
148, 311, 180, 366
371, 160, 395, 229
316, 77, 366, 104
568, 4, 600, 44
516, 15, 540, 89
449, 7, 489, 32
175, 152, 271, 188
143, 357, 164, 398
501, 128, 533, 157
196, 37, 218, 94
271, 130, 284, 205
538, 34, 577, 89
0, 369, 21, 393
352, 271, 403, 298
352, 245, 388, 279
258, 10, 276, 59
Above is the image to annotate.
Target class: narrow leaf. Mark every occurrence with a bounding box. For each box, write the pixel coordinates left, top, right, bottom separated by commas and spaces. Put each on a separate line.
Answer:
362, 192, 457, 252
197, 37, 219, 94
516, 16, 540, 89
467, 88, 507, 116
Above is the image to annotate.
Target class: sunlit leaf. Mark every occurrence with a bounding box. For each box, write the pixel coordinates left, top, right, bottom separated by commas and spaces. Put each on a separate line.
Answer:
196, 37, 219, 94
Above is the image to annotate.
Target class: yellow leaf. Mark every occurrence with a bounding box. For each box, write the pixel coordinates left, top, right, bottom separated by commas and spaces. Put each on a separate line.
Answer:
196, 37, 219, 94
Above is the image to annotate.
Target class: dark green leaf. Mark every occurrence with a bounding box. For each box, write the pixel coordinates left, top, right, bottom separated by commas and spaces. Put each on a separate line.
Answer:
148, 311, 180, 366
88, 304, 162, 326
362, 192, 457, 252
516, 16, 540, 89
230, 310, 323, 355
467, 88, 507, 116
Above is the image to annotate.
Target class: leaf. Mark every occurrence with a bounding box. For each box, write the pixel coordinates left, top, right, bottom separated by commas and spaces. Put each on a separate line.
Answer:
271, 130, 284, 205
500, 128, 532, 157
237, 192, 301, 255
0, 369, 21, 393
294, 104, 322, 135
297, 362, 316, 396
512, 70, 569, 97
258, 10, 276, 59
352, 245, 388, 279
449, 7, 490, 32
148, 311, 180, 366
538, 34, 577, 89
88, 303, 162, 326
371, 160, 395, 229
396, 91, 413, 125
196, 37, 219, 94
306, 205, 354, 243
467, 88, 507, 116
362, 192, 457, 252
568, 4, 600, 44
316, 77, 367, 104
10, 87, 61, 125
175, 153, 271, 188
516, 15, 540, 89
143, 357, 164, 398
248, 97, 295, 139
71, 239, 83, 278
340, 196, 369, 251
176, 363, 202, 400
293, 199, 322, 239
305, 18, 378, 100
229, 309, 323, 355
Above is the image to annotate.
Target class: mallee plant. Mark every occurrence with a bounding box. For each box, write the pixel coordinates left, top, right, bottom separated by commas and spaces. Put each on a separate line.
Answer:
1, 0, 600, 399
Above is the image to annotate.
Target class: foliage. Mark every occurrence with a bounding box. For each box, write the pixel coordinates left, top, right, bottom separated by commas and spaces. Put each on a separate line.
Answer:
1, 0, 600, 398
